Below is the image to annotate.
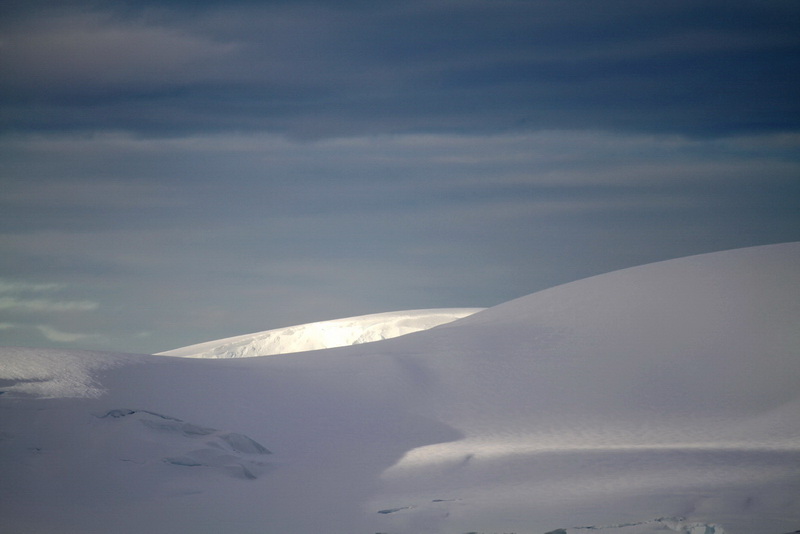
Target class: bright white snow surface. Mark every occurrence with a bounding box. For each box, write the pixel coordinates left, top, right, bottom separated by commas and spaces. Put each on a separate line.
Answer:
1, 243, 800, 534
156, 308, 484, 358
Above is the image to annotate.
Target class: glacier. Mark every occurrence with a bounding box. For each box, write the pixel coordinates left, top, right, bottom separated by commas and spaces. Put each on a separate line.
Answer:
1, 242, 799, 533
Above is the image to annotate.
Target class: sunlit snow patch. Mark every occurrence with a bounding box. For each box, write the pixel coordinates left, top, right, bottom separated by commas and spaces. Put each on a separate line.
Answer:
156, 308, 483, 358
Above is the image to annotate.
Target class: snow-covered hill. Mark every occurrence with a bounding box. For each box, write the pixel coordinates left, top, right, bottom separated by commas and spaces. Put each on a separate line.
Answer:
1, 243, 799, 534
156, 308, 483, 358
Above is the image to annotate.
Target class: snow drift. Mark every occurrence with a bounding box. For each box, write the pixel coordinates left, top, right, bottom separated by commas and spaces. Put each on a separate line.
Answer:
1, 242, 799, 534
157, 308, 483, 358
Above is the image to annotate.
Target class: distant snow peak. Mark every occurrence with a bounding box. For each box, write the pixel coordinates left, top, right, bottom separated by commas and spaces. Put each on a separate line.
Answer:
156, 308, 483, 358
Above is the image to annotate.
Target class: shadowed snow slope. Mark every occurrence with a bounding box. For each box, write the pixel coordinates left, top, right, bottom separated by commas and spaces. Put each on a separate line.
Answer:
1, 243, 799, 534
156, 308, 483, 358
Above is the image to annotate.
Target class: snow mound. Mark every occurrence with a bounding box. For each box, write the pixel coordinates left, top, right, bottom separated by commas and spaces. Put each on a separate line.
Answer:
156, 308, 483, 358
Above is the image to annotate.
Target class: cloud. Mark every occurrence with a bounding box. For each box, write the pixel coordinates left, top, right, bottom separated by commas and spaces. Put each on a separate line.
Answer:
0, 279, 103, 347
0, 279, 99, 313
1, 0, 797, 137
0, 280, 63, 293
36, 324, 98, 343
0, 296, 99, 313
0, 10, 239, 91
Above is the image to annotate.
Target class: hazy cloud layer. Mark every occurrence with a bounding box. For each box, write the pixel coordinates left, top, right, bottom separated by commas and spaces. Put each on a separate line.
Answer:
2, 0, 798, 137
0, 1, 798, 352
35, 324, 99, 343
0, 280, 98, 313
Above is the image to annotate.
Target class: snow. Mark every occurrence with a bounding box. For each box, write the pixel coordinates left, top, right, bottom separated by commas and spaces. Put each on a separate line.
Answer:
1, 242, 799, 534
156, 308, 484, 358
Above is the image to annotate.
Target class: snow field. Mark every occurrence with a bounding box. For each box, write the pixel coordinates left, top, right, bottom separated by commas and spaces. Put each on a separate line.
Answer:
1, 242, 799, 533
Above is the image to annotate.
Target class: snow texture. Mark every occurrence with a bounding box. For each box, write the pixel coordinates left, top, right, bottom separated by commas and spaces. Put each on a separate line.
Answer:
1, 242, 799, 534
95, 408, 271, 479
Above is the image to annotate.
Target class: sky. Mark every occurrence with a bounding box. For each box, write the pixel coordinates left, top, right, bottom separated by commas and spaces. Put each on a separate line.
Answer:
1, 0, 799, 354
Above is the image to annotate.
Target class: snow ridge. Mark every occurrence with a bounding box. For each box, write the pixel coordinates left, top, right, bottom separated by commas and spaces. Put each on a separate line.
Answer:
156, 308, 483, 358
